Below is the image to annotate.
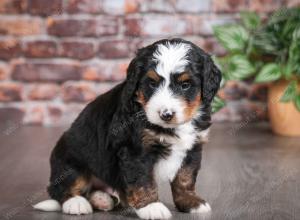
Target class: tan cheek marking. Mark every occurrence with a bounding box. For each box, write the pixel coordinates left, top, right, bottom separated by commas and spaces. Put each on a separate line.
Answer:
183, 94, 201, 121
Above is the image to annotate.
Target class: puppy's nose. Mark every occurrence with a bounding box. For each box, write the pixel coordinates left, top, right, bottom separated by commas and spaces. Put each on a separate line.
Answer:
160, 109, 175, 122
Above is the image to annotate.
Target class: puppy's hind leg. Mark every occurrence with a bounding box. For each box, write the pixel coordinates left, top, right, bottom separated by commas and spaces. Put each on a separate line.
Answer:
60, 175, 93, 215
47, 163, 93, 215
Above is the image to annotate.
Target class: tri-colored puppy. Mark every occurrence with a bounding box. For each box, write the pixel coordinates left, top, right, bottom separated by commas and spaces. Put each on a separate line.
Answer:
34, 38, 222, 219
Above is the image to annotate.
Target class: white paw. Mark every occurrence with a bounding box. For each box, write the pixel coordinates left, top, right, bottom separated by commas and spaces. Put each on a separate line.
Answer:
62, 196, 93, 215
89, 191, 114, 211
135, 202, 172, 220
190, 203, 211, 213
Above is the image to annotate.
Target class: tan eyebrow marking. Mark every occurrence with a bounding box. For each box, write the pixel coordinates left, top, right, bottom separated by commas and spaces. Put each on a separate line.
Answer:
146, 70, 160, 82
177, 72, 190, 82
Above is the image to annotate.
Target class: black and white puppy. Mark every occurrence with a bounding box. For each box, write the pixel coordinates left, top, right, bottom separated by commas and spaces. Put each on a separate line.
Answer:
34, 38, 222, 219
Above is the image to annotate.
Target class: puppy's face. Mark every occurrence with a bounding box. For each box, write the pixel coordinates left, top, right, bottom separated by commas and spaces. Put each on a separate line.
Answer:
136, 42, 202, 128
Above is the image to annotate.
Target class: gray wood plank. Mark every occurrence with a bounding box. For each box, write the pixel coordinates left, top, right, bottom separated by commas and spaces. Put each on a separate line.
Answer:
0, 123, 299, 220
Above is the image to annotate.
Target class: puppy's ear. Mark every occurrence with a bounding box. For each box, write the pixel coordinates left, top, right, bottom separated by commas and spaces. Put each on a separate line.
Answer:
201, 56, 222, 104
122, 47, 152, 113
122, 57, 141, 103
121, 45, 155, 112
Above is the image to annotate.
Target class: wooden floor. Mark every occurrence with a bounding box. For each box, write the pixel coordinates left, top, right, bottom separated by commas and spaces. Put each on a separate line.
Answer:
0, 122, 299, 220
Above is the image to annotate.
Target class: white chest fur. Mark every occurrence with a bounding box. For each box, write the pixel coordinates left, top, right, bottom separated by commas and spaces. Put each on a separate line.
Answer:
154, 123, 208, 182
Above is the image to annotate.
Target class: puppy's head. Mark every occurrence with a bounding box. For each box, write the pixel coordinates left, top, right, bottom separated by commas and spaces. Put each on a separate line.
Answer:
122, 38, 221, 128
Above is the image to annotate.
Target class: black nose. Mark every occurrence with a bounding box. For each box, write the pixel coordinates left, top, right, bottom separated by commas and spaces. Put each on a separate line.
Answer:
160, 110, 174, 122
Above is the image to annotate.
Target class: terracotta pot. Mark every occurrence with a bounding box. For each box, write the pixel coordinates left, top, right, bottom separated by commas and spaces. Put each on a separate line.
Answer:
268, 80, 300, 137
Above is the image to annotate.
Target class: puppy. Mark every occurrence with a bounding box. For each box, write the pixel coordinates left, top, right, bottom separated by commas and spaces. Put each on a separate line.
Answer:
34, 38, 222, 219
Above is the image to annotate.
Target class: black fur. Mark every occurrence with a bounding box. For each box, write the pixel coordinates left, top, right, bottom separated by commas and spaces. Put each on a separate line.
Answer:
47, 38, 221, 207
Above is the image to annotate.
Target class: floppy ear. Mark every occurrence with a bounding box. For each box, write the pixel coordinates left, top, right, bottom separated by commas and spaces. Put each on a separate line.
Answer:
120, 57, 141, 112
193, 55, 222, 130
201, 56, 222, 105
121, 45, 155, 112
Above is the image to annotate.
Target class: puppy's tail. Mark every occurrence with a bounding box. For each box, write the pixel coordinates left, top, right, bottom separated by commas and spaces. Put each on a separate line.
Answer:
33, 200, 61, 212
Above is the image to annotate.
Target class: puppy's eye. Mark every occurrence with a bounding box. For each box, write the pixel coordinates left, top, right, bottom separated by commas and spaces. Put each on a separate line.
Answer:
181, 82, 191, 90
149, 80, 158, 89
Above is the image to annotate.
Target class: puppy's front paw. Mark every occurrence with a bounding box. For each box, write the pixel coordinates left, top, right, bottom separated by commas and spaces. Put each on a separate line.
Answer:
135, 202, 172, 220
62, 196, 93, 215
190, 202, 211, 213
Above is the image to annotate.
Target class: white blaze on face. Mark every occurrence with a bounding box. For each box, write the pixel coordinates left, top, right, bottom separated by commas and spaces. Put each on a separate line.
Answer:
145, 42, 191, 128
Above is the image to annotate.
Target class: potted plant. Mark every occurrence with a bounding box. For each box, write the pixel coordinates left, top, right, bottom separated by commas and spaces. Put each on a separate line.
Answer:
212, 7, 300, 136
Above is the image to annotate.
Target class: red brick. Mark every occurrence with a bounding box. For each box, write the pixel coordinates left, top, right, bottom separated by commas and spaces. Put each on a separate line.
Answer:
186, 15, 203, 35
213, 100, 268, 123
46, 103, 85, 125
47, 17, 118, 37
47, 104, 63, 125
285, 0, 300, 7
202, 37, 226, 56
62, 82, 97, 103
124, 18, 142, 36
213, 0, 248, 12
125, 0, 140, 13
125, 15, 192, 37
176, 0, 210, 12
139, 38, 165, 47
60, 41, 95, 60
140, 0, 175, 13
0, 63, 8, 80
23, 40, 58, 58
190, 15, 236, 36
81, 60, 128, 82
0, 38, 21, 60
0, 0, 27, 13
102, 0, 140, 14
98, 40, 134, 59
28, 0, 63, 16
248, 84, 268, 102
249, 0, 281, 12
12, 62, 81, 83
27, 84, 60, 100
66, 0, 102, 14
24, 105, 45, 125
0, 83, 22, 102
218, 81, 249, 101
47, 18, 95, 37
103, 0, 123, 14
95, 82, 117, 94
0, 17, 44, 36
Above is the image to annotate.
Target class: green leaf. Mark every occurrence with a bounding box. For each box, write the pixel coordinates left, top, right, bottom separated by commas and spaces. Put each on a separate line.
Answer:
240, 11, 261, 30
255, 63, 281, 83
212, 96, 226, 113
294, 94, 300, 111
280, 80, 297, 102
288, 37, 300, 73
213, 25, 249, 52
292, 25, 300, 40
226, 55, 255, 80
282, 62, 294, 79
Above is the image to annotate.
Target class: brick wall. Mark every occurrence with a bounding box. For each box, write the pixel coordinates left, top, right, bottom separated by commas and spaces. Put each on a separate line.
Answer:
0, 0, 297, 126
